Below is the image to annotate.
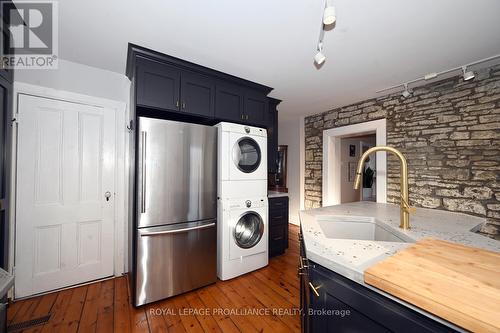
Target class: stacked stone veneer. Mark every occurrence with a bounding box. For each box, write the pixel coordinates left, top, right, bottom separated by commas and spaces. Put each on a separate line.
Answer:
304, 65, 500, 238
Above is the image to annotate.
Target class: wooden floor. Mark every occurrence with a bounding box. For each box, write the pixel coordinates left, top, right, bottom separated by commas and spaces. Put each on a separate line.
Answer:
7, 224, 301, 333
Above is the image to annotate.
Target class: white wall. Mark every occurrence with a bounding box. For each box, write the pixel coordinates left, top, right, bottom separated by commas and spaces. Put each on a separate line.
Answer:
14, 59, 130, 103
278, 115, 304, 225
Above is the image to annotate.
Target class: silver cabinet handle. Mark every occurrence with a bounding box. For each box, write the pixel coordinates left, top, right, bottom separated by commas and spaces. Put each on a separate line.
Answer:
140, 131, 147, 213
140, 223, 216, 237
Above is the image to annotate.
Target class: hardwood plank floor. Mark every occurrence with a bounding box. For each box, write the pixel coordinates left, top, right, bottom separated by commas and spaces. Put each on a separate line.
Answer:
8, 224, 300, 333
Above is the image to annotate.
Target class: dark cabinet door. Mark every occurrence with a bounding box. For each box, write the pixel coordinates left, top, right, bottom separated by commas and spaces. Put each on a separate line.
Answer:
318, 293, 390, 333
0, 30, 13, 83
244, 91, 268, 126
308, 263, 456, 333
310, 266, 390, 333
215, 82, 244, 122
299, 233, 309, 333
180, 71, 215, 118
268, 196, 289, 257
267, 100, 279, 173
136, 57, 181, 111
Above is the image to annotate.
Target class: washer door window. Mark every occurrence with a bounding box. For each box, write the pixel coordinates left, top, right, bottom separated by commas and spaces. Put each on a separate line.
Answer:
233, 212, 264, 249
233, 137, 261, 173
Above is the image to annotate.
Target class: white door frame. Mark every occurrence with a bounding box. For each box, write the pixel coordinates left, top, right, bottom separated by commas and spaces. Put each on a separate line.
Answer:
322, 119, 387, 206
10, 82, 128, 283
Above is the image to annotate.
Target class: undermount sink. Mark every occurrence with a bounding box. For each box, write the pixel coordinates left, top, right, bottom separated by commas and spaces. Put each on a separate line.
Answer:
317, 216, 411, 243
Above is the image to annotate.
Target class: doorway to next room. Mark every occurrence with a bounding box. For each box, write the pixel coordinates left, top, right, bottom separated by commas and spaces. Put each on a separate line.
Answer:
340, 134, 376, 203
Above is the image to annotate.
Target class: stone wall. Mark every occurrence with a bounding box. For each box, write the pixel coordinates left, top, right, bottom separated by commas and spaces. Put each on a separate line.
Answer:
304, 65, 500, 238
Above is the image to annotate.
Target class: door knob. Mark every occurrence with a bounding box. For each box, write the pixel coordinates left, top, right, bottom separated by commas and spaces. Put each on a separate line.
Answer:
105, 191, 112, 201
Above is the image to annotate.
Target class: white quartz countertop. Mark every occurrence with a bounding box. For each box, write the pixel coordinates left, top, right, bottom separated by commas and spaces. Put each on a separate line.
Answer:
300, 202, 499, 282
300, 202, 500, 329
299, 202, 500, 330
268, 191, 288, 198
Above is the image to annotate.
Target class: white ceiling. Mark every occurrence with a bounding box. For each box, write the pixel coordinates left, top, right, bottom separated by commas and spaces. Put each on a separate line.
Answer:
59, 0, 500, 117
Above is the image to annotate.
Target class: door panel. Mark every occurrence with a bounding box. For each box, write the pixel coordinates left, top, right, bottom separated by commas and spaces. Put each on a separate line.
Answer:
135, 220, 217, 306
15, 95, 115, 298
137, 118, 217, 228
136, 57, 181, 111
244, 91, 267, 126
215, 82, 243, 122
180, 71, 215, 117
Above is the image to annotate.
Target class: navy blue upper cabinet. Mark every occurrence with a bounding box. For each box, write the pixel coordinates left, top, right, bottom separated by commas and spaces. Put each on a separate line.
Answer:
214, 81, 244, 122
244, 91, 268, 126
180, 71, 215, 117
136, 57, 181, 111
127, 44, 274, 124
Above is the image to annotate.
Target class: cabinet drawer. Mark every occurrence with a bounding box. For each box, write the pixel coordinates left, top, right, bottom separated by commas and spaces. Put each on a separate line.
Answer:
269, 224, 286, 257
269, 196, 288, 211
269, 210, 288, 227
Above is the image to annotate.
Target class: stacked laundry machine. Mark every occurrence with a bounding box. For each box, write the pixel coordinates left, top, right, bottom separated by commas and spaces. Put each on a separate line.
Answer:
216, 122, 268, 280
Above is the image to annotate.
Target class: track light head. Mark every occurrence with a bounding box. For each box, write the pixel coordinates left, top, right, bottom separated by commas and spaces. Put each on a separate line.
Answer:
314, 43, 326, 65
323, 5, 336, 25
314, 51, 326, 65
401, 84, 412, 98
462, 66, 475, 81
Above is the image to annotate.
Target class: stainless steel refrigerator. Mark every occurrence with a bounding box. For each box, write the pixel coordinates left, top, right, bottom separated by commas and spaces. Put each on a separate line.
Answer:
132, 117, 217, 306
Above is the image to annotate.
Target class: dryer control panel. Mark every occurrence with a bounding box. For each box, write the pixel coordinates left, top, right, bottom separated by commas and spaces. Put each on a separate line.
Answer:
226, 198, 267, 210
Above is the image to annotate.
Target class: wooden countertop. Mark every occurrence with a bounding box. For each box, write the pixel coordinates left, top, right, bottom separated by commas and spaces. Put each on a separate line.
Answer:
364, 238, 500, 333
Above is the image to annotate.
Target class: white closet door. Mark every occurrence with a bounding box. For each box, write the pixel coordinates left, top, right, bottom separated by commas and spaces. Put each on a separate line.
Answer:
15, 94, 115, 298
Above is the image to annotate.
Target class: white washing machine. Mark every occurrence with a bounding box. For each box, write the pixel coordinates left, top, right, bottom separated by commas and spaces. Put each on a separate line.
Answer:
217, 197, 268, 280
216, 122, 267, 198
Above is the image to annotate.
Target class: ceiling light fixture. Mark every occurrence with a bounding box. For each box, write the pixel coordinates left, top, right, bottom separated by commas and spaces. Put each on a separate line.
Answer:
323, 0, 336, 25
401, 84, 412, 98
313, 0, 337, 67
314, 42, 326, 65
376, 54, 500, 95
424, 72, 438, 80
462, 66, 475, 81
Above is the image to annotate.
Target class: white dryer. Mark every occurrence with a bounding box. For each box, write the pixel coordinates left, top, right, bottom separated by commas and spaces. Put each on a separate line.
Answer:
216, 122, 267, 198
217, 197, 268, 280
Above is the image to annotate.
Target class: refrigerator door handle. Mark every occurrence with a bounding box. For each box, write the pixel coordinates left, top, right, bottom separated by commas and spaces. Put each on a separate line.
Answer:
140, 131, 147, 213
139, 222, 216, 237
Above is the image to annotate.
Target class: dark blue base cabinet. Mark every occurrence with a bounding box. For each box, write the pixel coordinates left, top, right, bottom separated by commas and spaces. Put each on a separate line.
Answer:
299, 235, 457, 333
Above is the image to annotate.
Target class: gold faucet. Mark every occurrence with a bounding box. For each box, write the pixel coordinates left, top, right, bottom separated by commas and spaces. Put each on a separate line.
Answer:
353, 146, 415, 230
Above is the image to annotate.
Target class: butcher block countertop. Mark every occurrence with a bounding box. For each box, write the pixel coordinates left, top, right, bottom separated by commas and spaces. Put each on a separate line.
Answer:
365, 238, 500, 333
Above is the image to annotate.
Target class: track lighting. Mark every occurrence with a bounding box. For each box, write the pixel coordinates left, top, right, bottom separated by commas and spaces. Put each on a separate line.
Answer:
401, 84, 412, 98
314, 43, 326, 65
323, 0, 336, 25
313, 0, 337, 67
376, 54, 500, 95
462, 66, 475, 81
